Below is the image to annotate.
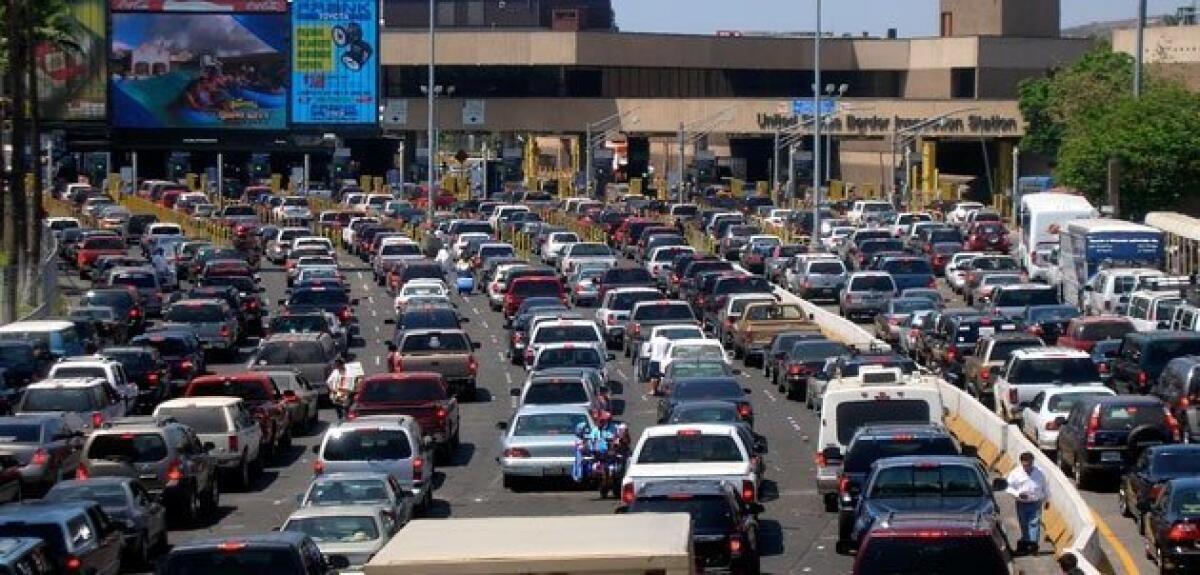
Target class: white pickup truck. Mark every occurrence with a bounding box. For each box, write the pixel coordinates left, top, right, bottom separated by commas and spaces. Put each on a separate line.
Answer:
622, 423, 762, 505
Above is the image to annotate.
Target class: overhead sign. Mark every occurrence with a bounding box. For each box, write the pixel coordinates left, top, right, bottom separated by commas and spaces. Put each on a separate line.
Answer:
291, 0, 379, 126
792, 99, 837, 118
110, 0, 287, 11
462, 99, 485, 125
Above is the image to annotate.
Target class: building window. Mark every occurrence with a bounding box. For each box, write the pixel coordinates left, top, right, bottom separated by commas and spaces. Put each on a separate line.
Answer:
436, 0, 454, 26
466, 1, 483, 26
951, 67, 976, 98
941, 11, 953, 36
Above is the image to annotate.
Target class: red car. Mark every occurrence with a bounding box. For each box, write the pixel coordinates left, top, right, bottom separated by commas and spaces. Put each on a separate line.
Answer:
1056, 316, 1137, 352
185, 373, 292, 458
348, 372, 460, 460
503, 276, 566, 319
963, 222, 1011, 253
76, 234, 127, 278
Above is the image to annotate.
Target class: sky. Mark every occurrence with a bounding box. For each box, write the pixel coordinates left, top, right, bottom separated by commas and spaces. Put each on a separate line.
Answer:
613, 0, 1189, 36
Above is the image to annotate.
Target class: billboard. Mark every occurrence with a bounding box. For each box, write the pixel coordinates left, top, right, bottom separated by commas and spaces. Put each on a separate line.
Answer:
109, 12, 289, 130
109, 0, 287, 11
291, 0, 379, 126
37, 0, 107, 122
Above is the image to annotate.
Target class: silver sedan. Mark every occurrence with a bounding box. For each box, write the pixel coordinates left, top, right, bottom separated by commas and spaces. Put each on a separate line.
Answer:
497, 405, 595, 489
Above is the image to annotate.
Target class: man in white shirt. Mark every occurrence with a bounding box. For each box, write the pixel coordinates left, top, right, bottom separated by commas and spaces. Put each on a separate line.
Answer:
326, 359, 353, 421
1006, 451, 1047, 555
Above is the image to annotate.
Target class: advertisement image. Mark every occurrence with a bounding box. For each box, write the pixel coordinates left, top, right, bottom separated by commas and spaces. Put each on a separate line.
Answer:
292, 0, 379, 125
109, 0, 287, 12
109, 13, 289, 130
37, 0, 107, 122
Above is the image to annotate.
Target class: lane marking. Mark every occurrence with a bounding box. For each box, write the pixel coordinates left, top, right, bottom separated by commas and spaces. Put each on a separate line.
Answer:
356, 272, 363, 279
763, 389, 778, 403
497, 352, 505, 362
366, 296, 373, 304
1092, 509, 1140, 575
370, 309, 377, 318
471, 306, 480, 315
482, 320, 490, 329
374, 356, 381, 366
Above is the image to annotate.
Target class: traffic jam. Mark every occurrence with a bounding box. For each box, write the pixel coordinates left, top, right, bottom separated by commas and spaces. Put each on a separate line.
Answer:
2, 182, 1200, 574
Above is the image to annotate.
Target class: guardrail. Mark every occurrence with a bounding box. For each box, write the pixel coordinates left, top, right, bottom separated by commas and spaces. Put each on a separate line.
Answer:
777, 286, 1104, 574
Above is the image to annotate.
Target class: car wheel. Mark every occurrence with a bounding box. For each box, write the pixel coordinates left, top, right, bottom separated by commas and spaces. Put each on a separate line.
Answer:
502, 474, 524, 492
203, 478, 219, 517
133, 533, 151, 568
280, 426, 293, 451
1119, 486, 1132, 518
1073, 459, 1090, 489
234, 456, 251, 491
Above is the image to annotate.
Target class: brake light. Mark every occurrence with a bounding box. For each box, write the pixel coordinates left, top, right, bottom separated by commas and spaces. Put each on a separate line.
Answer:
888, 317, 899, 326
503, 447, 530, 458
219, 325, 230, 338
1168, 522, 1200, 543
313, 459, 325, 475
166, 459, 184, 482
788, 364, 804, 375
741, 480, 755, 503
467, 355, 478, 375
129, 308, 141, 319
1138, 372, 1148, 389
412, 456, 425, 480
91, 412, 104, 429
979, 368, 990, 381
75, 466, 89, 480
180, 360, 194, 372
1029, 324, 1044, 335
1098, 363, 1109, 375
632, 324, 641, 337
218, 541, 248, 553
228, 434, 239, 452
147, 372, 160, 386
606, 315, 617, 326
838, 475, 851, 495
1045, 419, 1061, 431
339, 307, 353, 322
729, 537, 743, 556
30, 449, 48, 466
737, 403, 753, 419
346, 410, 358, 421
622, 482, 635, 504
815, 451, 827, 467
436, 406, 448, 421
1166, 409, 1182, 442
1086, 405, 1101, 447
946, 347, 957, 362
844, 294, 854, 304
246, 299, 259, 310
65, 556, 82, 572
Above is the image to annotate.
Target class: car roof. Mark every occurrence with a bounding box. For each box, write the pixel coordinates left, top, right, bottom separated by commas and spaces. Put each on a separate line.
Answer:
158, 397, 242, 409
871, 455, 979, 470
331, 416, 415, 430
286, 504, 389, 520
851, 423, 950, 441
1010, 347, 1091, 359
0, 320, 74, 333
0, 501, 96, 522
26, 378, 106, 390
636, 479, 732, 498
642, 423, 741, 438
514, 404, 593, 417
170, 531, 310, 553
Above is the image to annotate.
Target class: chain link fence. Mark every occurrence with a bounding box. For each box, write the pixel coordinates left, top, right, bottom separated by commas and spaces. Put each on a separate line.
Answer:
0, 227, 61, 324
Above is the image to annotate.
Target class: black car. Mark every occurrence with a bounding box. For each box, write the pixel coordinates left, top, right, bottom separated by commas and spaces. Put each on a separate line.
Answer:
129, 332, 206, 387
620, 480, 762, 574
0, 342, 47, 389
1113, 331, 1200, 394
199, 275, 266, 337
938, 316, 1020, 388
834, 424, 963, 551
656, 377, 753, 428
0, 501, 123, 575
854, 512, 1012, 575
101, 346, 171, 410
1152, 356, 1200, 443
80, 288, 145, 336
45, 477, 168, 568
775, 339, 849, 401
1118, 444, 1200, 523
160, 532, 349, 575
1142, 476, 1200, 574
1019, 304, 1082, 345
1056, 395, 1180, 488
762, 332, 826, 382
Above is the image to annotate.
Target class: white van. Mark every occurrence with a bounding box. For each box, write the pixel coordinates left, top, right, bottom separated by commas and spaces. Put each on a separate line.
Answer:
1017, 192, 1097, 281
814, 366, 946, 511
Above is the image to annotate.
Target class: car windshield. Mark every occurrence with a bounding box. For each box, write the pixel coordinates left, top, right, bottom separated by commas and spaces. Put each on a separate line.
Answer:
670, 404, 739, 424
891, 299, 934, 314
81, 292, 131, 309
670, 344, 725, 361
306, 478, 390, 506
808, 261, 845, 274
856, 535, 1008, 575
323, 428, 412, 461
994, 288, 1059, 307
1153, 452, 1200, 475
836, 400, 930, 445
928, 230, 963, 244
792, 341, 849, 360
512, 281, 561, 297
513, 412, 589, 435
972, 257, 1019, 271
1146, 339, 1200, 372
166, 304, 225, 323
270, 316, 327, 334
989, 340, 1042, 363
189, 380, 271, 401
869, 464, 984, 497
882, 259, 933, 275
629, 497, 734, 529
47, 483, 128, 507
744, 305, 803, 321
399, 311, 458, 330
289, 290, 349, 307
1171, 487, 1200, 516
611, 291, 661, 311
1078, 321, 1135, 341
569, 244, 612, 257
730, 298, 773, 315
162, 548, 303, 575
533, 325, 598, 344
255, 342, 328, 364
110, 274, 157, 289
0, 524, 67, 556
851, 276, 895, 292
1009, 358, 1100, 384
83, 237, 124, 250
713, 277, 772, 295
134, 337, 190, 356
1027, 306, 1080, 323
401, 333, 469, 352
381, 243, 420, 256
0, 424, 41, 442
21, 388, 96, 412
360, 379, 444, 402
87, 433, 168, 463
1099, 403, 1166, 430
536, 348, 603, 370
668, 362, 730, 379
845, 437, 960, 472
605, 268, 654, 284
284, 515, 379, 543
633, 304, 695, 321
674, 379, 742, 400
637, 434, 744, 464
155, 407, 228, 433
0, 345, 34, 365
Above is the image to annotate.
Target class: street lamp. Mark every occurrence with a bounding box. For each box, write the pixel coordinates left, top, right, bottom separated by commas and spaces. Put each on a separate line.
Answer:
823, 83, 848, 183
425, 0, 436, 224
420, 83, 455, 218
585, 110, 638, 199
810, 0, 824, 253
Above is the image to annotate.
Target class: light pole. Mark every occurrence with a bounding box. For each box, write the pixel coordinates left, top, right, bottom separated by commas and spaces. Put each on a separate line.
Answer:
823, 83, 847, 183
426, 0, 436, 224
1135, 0, 1146, 98
810, 0, 823, 252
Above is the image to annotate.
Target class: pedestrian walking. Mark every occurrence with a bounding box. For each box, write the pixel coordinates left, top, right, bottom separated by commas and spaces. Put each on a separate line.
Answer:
326, 359, 353, 421
1006, 451, 1047, 555
385, 342, 401, 373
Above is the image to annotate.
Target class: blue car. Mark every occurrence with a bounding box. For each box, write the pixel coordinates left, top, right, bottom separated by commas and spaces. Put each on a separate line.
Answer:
877, 256, 936, 292
838, 455, 1006, 554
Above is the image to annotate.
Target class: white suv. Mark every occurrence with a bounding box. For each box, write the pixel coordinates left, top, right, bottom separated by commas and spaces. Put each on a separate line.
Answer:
47, 356, 139, 412
155, 397, 264, 489
15, 377, 128, 432
992, 348, 1106, 422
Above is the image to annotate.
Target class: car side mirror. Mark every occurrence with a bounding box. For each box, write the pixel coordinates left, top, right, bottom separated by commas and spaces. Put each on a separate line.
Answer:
326, 555, 351, 570
496, 421, 508, 431
991, 478, 1008, 492
473, 342, 482, 350
606, 353, 617, 362
203, 442, 216, 452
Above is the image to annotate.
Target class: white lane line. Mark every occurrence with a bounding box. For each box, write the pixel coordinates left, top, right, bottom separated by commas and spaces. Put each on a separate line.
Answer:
366, 296, 373, 304
786, 416, 803, 433
497, 351, 505, 362
481, 320, 489, 329
763, 389, 778, 403
471, 306, 480, 315
374, 356, 381, 366
614, 368, 628, 380
374, 326, 380, 333
356, 272, 363, 279
370, 309, 377, 318
362, 284, 370, 292
640, 394, 648, 402
506, 372, 516, 408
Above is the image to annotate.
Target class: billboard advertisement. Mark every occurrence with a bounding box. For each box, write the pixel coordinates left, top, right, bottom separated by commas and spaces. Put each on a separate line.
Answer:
292, 0, 378, 125
109, 12, 289, 130
37, 0, 107, 122
109, 0, 287, 12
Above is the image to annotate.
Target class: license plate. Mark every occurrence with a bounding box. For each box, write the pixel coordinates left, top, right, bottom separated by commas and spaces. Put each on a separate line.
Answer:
139, 474, 158, 481
1100, 451, 1122, 462
542, 466, 567, 477
979, 327, 995, 338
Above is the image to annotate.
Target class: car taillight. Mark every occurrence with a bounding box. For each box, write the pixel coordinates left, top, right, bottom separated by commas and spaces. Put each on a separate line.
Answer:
340, 307, 353, 322
166, 459, 184, 482
788, 364, 804, 375
1166, 409, 1182, 442
246, 299, 259, 310
1045, 419, 1062, 431
129, 308, 141, 319
503, 447, 530, 458
815, 451, 827, 468
738, 403, 752, 419
412, 456, 425, 480
979, 368, 990, 381
621, 482, 635, 504
147, 372, 160, 386
65, 556, 82, 572
946, 348, 957, 362
180, 360, 194, 372
91, 412, 104, 429
75, 466, 89, 480
512, 332, 523, 344
313, 459, 325, 474
1086, 405, 1101, 447
1029, 324, 1044, 335
729, 537, 743, 556
467, 355, 479, 374
741, 480, 755, 503
1138, 372, 1148, 389
632, 324, 641, 337
346, 410, 358, 421
228, 434, 239, 452
606, 315, 617, 326
1168, 522, 1200, 543
30, 449, 48, 466
219, 325, 231, 337
837, 475, 851, 495
1098, 363, 1109, 375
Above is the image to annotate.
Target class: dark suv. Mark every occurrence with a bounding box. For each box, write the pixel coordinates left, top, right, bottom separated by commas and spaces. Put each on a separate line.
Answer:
1056, 395, 1181, 488
161, 532, 349, 575
1152, 355, 1200, 443
853, 512, 1012, 575
621, 480, 762, 574
100, 346, 171, 411
1112, 331, 1200, 394
835, 424, 963, 552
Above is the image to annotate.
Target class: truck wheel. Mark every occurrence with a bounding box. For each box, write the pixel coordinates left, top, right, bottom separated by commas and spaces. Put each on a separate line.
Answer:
235, 456, 252, 491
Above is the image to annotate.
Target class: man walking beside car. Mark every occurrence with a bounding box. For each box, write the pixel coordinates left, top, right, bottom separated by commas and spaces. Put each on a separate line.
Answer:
1006, 451, 1048, 555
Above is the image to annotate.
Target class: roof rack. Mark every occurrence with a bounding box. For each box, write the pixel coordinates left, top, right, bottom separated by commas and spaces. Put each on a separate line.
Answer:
102, 415, 178, 429
1138, 275, 1195, 292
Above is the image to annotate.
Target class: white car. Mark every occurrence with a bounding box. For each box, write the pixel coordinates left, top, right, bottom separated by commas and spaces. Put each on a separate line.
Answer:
273, 196, 311, 222
342, 217, 380, 247
1020, 386, 1116, 451
594, 287, 662, 350
659, 338, 733, 376
394, 279, 450, 312
542, 232, 580, 266
155, 397, 264, 486
525, 320, 605, 367
291, 236, 335, 255
993, 348, 1107, 422
846, 200, 893, 226
452, 233, 492, 260
645, 245, 695, 284
822, 226, 855, 252
763, 209, 793, 227
559, 242, 616, 277
639, 324, 706, 382
292, 255, 339, 284
622, 423, 761, 504
16, 377, 130, 433
947, 201, 985, 227
364, 194, 393, 215
890, 212, 933, 238
47, 356, 140, 411
945, 251, 984, 293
